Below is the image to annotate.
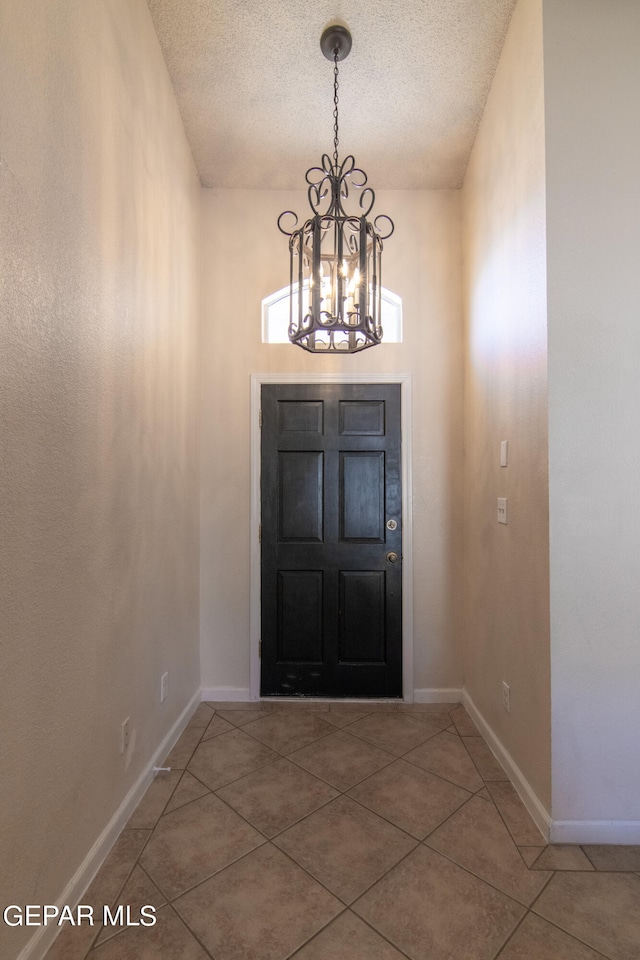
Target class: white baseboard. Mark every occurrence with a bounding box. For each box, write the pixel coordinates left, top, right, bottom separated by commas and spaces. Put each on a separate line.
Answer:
462, 690, 550, 843
413, 688, 463, 704
550, 820, 640, 845
18, 689, 201, 960
201, 686, 252, 702
461, 692, 640, 845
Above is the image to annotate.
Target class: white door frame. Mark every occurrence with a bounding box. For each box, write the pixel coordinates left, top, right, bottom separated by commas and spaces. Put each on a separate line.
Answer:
250, 372, 414, 702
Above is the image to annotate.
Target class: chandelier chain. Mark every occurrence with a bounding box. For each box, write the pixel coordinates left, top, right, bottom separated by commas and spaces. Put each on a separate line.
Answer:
333, 50, 339, 168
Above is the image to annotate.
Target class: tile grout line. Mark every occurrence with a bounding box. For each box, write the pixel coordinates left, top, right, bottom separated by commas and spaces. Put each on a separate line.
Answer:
87, 706, 630, 958
286, 907, 416, 960
128, 708, 637, 954
70, 703, 574, 959
77, 825, 170, 960
459, 732, 505, 785
240, 713, 345, 749
446, 713, 550, 855
129, 715, 282, 908
91, 717, 224, 951
213, 770, 340, 840
416, 832, 547, 914
580, 844, 599, 870
520, 902, 613, 960
221, 722, 471, 848
167, 837, 353, 953
338, 714, 448, 749
160, 717, 417, 844
279, 905, 352, 960
91, 703, 477, 957
419, 789, 480, 844
522, 846, 544, 869
490, 910, 531, 960
527, 864, 557, 912
524, 867, 616, 959
151, 755, 427, 936
266, 718, 482, 918
148, 724, 434, 925
398, 749, 484, 794
483, 783, 548, 853
286, 739, 398, 791
161, 770, 211, 816
47, 707, 435, 958
346, 910, 415, 960
392, 713, 492, 790
342, 761, 474, 839
164, 902, 218, 960
489, 897, 613, 960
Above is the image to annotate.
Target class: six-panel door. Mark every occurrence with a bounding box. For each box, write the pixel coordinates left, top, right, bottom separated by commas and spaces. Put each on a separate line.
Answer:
261, 383, 402, 698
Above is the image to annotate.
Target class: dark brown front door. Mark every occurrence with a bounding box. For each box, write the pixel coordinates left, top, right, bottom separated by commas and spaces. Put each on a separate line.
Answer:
260, 382, 402, 698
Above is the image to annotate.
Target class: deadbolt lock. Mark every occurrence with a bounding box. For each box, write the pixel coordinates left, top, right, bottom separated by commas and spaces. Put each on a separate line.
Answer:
386, 519, 398, 531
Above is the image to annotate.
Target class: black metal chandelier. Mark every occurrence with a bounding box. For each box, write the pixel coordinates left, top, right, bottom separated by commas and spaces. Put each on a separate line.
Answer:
277, 25, 394, 354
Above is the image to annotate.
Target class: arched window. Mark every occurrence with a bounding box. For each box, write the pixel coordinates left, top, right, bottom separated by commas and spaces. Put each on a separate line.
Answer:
262, 284, 402, 344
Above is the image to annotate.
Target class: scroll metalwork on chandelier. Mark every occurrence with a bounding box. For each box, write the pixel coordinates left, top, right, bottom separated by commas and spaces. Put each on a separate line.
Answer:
277, 158, 394, 353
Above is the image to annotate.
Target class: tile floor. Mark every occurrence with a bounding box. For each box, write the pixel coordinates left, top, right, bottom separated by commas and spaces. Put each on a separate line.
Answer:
44, 701, 640, 960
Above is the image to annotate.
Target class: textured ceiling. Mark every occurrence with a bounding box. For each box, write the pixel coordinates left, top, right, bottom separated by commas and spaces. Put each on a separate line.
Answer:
147, 0, 517, 190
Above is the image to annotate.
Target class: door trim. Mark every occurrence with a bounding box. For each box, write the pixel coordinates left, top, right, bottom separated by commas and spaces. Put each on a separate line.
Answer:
250, 373, 414, 702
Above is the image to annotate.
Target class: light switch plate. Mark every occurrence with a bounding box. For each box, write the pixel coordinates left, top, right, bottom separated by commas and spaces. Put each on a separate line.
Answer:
500, 440, 509, 467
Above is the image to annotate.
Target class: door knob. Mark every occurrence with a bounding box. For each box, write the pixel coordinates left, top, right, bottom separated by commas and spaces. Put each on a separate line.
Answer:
386, 552, 399, 563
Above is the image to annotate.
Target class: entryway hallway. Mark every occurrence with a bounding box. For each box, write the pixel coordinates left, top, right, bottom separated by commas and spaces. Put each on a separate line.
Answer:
45, 702, 639, 960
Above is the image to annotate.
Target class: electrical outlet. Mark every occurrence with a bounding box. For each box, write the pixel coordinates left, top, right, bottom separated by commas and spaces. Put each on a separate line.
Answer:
502, 681, 511, 714
120, 717, 130, 755
160, 672, 169, 703
497, 497, 508, 524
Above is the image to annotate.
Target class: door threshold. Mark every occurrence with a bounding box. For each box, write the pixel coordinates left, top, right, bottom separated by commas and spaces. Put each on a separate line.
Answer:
258, 697, 407, 704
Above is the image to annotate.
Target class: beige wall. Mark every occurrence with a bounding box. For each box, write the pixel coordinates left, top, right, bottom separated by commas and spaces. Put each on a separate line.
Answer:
200, 188, 464, 697
0, 1, 201, 955
544, 0, 640, 830
462, 0, 551, 808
